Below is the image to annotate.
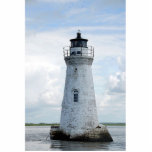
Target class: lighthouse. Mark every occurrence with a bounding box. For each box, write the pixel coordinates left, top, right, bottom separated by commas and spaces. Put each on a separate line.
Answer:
50, 31, 113, 142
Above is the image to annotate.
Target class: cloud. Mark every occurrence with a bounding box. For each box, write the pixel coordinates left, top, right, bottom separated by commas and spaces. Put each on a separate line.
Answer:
96, 89, 125, 122
117, 56, 126, 71
107, 56, 126, 94
108, 72, 125, 94
25, 61, 64, 106
95, 55, 125, 122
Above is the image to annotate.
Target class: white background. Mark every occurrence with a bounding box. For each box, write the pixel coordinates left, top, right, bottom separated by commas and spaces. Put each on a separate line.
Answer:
0, 0, 151, 152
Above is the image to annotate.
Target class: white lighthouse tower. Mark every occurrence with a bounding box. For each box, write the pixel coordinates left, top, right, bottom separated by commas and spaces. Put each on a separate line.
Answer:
50, 31, 113, 142
60, 31, 99, 135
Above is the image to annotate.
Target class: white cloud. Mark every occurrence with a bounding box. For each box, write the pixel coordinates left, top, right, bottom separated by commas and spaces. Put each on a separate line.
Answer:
107, 56, 126, 94
117, 56, 126, 71
95, 55, 126, 122
96, 90, 125, 122
25, 62, 64, 107
108, 72, 125, 94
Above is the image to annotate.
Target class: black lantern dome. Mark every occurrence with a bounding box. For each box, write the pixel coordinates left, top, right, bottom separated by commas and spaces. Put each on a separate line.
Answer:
70, 31, 88, 48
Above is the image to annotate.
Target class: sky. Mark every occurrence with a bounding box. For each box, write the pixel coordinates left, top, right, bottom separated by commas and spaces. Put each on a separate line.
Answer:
25, 0, 126, 123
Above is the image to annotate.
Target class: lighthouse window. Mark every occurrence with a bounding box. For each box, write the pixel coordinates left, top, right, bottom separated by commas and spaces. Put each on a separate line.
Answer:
77, 51, 81, 54
73, 90, 78, 102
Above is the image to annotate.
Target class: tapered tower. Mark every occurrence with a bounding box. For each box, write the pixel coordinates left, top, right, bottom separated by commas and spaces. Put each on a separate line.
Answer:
60, 31, 98, 136
50, 31, 113, 142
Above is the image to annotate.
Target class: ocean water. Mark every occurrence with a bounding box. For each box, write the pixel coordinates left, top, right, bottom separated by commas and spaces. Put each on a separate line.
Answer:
25, 126, 126, 151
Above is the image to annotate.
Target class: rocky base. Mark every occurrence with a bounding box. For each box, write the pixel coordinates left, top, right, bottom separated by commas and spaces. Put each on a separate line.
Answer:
50, 125, 113, 142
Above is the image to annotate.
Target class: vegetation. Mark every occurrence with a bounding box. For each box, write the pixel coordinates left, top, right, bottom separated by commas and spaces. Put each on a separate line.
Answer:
102, 123, 125, 126
25, 122, 125, 126
25, 123, 59, 126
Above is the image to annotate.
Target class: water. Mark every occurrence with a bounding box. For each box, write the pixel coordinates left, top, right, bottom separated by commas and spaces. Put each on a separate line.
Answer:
25, 126, 126, 151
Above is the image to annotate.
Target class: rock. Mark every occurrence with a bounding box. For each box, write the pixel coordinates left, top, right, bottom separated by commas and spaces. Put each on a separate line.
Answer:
50, 125, 113, 142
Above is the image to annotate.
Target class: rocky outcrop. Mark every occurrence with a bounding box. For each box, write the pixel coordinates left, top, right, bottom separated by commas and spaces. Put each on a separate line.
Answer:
50, 125, 113, 142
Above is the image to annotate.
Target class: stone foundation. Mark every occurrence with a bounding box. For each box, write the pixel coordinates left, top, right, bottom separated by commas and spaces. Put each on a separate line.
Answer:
50, 125, 113, 142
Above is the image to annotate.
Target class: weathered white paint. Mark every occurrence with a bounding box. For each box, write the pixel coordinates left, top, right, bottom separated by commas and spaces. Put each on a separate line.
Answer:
60, 46, 99, 137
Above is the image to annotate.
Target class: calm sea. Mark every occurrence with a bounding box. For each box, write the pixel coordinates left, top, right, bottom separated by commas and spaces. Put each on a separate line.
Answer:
25, 126, 126, 151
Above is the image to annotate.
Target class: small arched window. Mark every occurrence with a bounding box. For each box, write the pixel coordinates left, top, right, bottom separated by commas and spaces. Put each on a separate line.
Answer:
73, 89, 78, 102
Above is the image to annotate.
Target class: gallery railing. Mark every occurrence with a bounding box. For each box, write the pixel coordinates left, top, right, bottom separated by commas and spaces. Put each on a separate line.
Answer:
63, 46, 94, 58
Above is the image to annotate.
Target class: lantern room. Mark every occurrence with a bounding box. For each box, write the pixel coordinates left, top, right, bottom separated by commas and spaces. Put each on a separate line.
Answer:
70, 31, 88, 48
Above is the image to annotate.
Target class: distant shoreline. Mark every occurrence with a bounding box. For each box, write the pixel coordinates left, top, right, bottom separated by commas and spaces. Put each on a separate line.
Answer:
25, 123, 126, 126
